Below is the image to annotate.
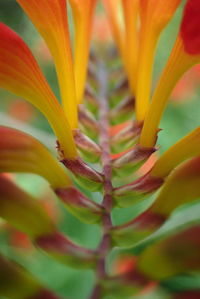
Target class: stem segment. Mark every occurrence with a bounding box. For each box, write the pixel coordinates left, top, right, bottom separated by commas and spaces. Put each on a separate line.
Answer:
90, 61, 113, 298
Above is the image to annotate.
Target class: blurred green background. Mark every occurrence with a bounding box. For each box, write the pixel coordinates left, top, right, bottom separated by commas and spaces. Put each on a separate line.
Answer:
1, 1, 200, 298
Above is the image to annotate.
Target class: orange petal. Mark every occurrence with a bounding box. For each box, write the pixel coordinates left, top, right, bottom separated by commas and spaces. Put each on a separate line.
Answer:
140, 0, 200, 147
136, 0, 181, 121
17, 0, 77, 128
152, 156, 200, 216
0, 126, 71, 189
69, 0, 98, 103
103, 0, 125, 58
121, 0, 139, 93
151, 127, 200, 179
0, 23, 77, 158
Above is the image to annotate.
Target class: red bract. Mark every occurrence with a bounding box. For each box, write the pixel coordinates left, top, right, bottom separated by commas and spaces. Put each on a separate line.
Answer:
181, 0, 200, 55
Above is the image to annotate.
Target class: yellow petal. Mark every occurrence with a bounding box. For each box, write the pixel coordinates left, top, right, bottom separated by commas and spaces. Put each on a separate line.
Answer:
69, 0, 98, 103
121, 0, 139, 93
0, 126, 71, 189
103, 0, 125, 58
140, 0, 200, 147
151, 127, 200, 178
136, 0, 181, 121
152, 156, 200, 216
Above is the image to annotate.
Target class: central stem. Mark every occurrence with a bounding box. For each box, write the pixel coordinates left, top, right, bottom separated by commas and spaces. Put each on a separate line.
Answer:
90, 61, 113, 298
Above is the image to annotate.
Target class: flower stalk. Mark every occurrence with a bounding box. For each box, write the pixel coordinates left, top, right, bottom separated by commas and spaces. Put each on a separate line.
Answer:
1, 0, 200, 298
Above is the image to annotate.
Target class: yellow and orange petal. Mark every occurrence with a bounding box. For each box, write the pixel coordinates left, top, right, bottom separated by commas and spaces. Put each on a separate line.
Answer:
0, 23, 77, 158
16, 0, 77, 128
103, 0, 125, 58
121, 0, 139, 93
151, 156, 200, 216
140, 0, 200, 148
69, 0, 98, 103
135, 0, 181, 121
0, 126, 71, 189
150, 127, 200, 179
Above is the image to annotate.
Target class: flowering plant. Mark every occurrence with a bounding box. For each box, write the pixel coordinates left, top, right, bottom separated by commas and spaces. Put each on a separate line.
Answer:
1, 0, 200, 298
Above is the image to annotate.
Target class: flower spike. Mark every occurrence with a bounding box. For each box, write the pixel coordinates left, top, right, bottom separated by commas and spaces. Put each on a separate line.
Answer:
69, 0, 98, 103
136, 0, 181, 121
140, 0, 200, 147
16, 0, 77, 128
0, 126, 71, 189
0, 23, 77, 158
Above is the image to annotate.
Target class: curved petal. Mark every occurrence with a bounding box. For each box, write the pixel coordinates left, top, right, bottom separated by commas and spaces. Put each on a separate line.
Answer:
69, 0, 98, 103
103, 0, 125, 58
121, 0, 139, 93
16, 0, 77, 129
151, 127, 200, 178
0, 23, 77, 158
0, 126, 71, 189
151, 156, 200, 216
136, 0, 181, 121
140, 0, 200, 147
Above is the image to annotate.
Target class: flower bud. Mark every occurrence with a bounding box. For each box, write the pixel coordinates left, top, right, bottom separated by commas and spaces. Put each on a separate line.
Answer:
112, 145, 156, 178
36, 231, 97, 269
114, 173, 163, 207
111, 78, 129, 96
55, 187, 102, 224
74, 129, 101, 163
84, 85, 99, 115
61, 157, 103, 191
110, 96, 135, 125
78, 104, 100, 140
111, 210, 166, 247
111, 121, 141, 154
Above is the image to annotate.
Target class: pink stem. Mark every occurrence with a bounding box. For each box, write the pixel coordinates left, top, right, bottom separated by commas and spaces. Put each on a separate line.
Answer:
90, 61, 113, 298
